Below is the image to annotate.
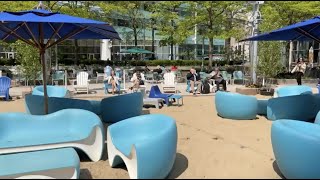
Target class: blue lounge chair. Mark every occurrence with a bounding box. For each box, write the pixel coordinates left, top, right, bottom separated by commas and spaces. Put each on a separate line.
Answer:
149, 85, 173, 106
32, 85, 69, 98
0, 109, 105, 162
0, 148, 80, 179
0, 76, 11, 101
107, 114, 177, 179
271, 119, 320, 179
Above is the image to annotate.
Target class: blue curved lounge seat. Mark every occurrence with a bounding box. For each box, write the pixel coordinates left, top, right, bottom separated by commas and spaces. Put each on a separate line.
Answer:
0, 148, 80, 179
0, 76, 11, 101
32, 85, 69, 98
0, 109, 105, 162
267, 94, 317, 121
107, 114, 177, 179
271, 120, 320, 179
257, 99, 268, 116
149, 85, 173, 105
25, 94, 101, 115
100, 92, 143, 123
276, 85, 312, 97
215, 91, 258, 120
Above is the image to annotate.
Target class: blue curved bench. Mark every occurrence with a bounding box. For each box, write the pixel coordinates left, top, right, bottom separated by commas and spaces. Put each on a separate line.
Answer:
215, 91, 258, 120
267, 94, 320, 121
25, 94, 101, 116
32, 85, 69, 98
271, 120, 320, 179
0, 109, 105, 162
107, 114, 177, 179
0, 148, 80, 179
276, 85, 312, 97
257, 99, 268, 116
101, 92, 143, 123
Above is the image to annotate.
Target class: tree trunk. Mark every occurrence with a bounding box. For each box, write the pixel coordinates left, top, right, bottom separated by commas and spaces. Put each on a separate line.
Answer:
151, 18, 155, 60
208, 37, 213, 68
171, 20, 174, 60
133, 26, 138, 47
74, 39, 79, 65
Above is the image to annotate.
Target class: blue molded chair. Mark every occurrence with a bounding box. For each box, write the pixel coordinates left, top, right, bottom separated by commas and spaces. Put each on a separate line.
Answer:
0, 76, 11, 101
107, 114, 177, 179
0, 148, 80, 179
275, 85, 312, 97
215, 91, 258, 120
0, 109, 105, 162
149, 85, 173, 106
271, 120, 320, 179
25, 94, 101, 116
32, 85, 69, 98
101, 92, 143, 123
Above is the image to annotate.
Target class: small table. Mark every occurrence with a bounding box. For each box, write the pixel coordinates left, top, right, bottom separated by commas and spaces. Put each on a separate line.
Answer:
169, 94, 183, 106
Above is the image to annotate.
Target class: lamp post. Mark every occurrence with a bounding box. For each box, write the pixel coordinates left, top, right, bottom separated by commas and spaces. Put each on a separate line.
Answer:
248, 1, 263, 84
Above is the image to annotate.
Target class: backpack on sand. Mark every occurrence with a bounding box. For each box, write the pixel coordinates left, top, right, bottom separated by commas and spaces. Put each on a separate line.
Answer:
201, 80, 210, 94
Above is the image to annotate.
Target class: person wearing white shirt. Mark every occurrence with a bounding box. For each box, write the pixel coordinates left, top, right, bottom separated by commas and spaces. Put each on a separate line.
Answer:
106, 70, 120, 95
129, 71, 145, 90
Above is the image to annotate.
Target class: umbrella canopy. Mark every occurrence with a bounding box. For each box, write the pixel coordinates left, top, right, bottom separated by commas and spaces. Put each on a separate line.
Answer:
240, 16, 320, 43
0, 8, 120, 114
121, 47, 153, 54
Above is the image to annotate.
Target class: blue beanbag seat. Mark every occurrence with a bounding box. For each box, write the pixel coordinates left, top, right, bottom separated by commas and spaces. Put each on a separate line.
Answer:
215, 91, 258, 120
271, 120, 320, 179
107, 114, 177, 179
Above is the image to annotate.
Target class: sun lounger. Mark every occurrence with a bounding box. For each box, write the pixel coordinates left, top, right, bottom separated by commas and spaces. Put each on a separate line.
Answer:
107, 114, 177, 179
140, 87, 164, 109
0, 109, 105, 162
0, 148, 80, 179
149, 85, 173, 106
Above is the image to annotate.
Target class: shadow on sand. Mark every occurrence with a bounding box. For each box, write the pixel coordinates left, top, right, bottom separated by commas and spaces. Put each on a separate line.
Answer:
272, 161, 286, 179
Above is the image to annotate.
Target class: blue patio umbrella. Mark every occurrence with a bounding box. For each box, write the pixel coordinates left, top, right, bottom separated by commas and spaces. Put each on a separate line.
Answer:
240, 16, 320, 43
0, 5, 120, 114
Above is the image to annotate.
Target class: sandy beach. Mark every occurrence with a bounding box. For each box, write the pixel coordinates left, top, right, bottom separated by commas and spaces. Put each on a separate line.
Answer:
0, 91, 283, 179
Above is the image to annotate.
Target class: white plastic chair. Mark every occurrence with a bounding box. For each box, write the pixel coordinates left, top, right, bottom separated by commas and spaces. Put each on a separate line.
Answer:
162, 72, 177, 93
73, 71, 90, 94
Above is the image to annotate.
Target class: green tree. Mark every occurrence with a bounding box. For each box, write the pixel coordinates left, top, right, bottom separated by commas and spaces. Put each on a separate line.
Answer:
11, 41, 41, 87
187, 1, 247, 67
152, 1, 193, 60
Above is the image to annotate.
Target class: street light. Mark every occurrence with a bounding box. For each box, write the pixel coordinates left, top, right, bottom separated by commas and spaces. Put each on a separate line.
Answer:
248, 1, 264, 84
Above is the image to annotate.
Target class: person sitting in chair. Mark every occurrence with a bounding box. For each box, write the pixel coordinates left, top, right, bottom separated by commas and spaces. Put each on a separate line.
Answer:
129, 71, 145, 91
186, 67, 201, 95
210, 67, 227, 92
106, 70, 120, 95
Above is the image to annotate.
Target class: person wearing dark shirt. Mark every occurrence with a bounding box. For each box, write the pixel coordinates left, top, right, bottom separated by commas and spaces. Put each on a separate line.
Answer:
210, 67, 227, 92
186, 68, 201, 95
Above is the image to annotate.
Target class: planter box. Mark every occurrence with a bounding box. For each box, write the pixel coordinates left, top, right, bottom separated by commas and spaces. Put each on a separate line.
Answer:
260, 89, 274, 96
236, 87, 259, 95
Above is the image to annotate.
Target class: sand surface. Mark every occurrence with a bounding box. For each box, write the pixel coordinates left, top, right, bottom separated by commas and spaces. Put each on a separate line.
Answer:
0, 95, 282, 179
